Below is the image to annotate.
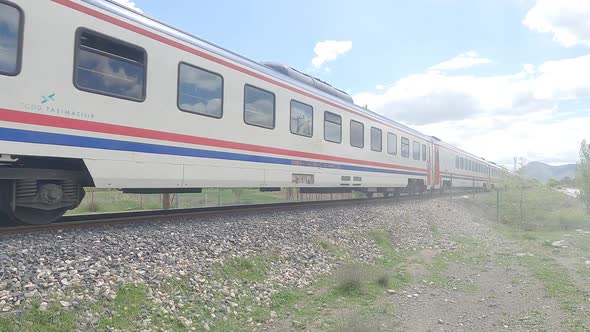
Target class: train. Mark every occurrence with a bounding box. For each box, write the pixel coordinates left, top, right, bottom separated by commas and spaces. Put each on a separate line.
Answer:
0, 0, 511, 224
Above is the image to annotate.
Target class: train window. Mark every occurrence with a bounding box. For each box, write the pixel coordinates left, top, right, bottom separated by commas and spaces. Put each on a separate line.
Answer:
244, 84, 275, 129
401, 137, 410, 158
412, 141, 420, 160
74, 29, 146, 101
370, 127, 382, 152
460, 157, 464, 169
290, 100, 313, 137
387, 133, 397, 155
421, 144, 426, 161
0, 2, 22, 76
427, 146, 430, 162
324, 111, 341, 143
178, 63, 223, 118
456, 156, 459, 169
350, 120, 364, 148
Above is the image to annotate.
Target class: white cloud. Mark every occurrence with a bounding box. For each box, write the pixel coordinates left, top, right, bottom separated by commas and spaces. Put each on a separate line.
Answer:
311, 40, 352, 69
523, 0, 590, 47
111, 0, 143, 13
430, 50, 492, 71
375, 84, 385, 90
353, 52, 590, 164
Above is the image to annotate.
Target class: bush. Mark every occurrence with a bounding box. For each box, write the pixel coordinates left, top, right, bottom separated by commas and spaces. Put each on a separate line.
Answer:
375, 272, 390, 288
334, 264, 366, 294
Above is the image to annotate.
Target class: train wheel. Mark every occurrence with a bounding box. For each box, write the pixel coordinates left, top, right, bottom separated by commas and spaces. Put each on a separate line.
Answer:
11, 207, 68, 225
1, 180, 83, 225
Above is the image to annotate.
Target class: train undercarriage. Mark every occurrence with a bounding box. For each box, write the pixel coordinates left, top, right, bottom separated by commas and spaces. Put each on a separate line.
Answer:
0, 156, 88, 225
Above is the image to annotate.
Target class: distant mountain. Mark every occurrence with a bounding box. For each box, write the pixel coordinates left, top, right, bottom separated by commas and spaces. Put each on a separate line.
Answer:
519, 161, 577, 183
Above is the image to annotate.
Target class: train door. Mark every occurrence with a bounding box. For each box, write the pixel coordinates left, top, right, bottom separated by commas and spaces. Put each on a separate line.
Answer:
426, 144, 433, 190
434, 146, 441, 189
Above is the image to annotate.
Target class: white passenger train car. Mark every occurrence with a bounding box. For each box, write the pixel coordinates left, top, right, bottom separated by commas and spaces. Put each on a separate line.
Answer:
1, 0, 445, 224
434, 139, 492, 191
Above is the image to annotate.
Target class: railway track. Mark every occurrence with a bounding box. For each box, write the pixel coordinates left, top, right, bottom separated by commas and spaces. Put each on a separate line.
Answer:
0, 190, 478, 234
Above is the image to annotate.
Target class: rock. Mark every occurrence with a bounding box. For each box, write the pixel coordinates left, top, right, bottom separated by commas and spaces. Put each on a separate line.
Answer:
39, 302, 48, 311
292, 320, 303, 327
306, 290, 314, 296
551, 240, 565, 248
585, 261, 590, 267
387, 289, 396, 294
270, 310, 277, 318
438, 319, 444, 324
60, 301, 70, 308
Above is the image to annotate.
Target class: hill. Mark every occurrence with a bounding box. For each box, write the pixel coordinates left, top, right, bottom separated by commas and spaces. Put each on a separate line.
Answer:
519, 161, 576, 183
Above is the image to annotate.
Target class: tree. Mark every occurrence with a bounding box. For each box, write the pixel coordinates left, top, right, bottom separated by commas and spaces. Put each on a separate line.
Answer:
547, 178, 560, 188
576, 139, 590, 211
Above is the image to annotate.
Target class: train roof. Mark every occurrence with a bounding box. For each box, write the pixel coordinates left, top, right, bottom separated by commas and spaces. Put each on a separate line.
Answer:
83, 0, 430, 141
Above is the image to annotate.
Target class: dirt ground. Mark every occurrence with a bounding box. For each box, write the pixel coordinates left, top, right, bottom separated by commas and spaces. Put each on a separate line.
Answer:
385, 198, 590, 332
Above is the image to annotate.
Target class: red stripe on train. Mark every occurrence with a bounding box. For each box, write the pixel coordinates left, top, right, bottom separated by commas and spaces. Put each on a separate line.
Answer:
0, 108, 427, 173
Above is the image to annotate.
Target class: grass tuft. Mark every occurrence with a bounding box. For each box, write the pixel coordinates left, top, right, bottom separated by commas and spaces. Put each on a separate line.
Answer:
216, 256, 269, 282
375, 272, 390, 288
334, 264, 366, 295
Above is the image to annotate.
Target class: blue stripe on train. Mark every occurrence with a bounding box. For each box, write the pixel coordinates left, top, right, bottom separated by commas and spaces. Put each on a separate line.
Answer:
0, 127, 427, 177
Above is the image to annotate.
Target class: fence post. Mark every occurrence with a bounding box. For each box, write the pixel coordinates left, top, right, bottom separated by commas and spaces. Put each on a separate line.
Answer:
90, 191, 95, 212
450, 175, 453, 205
496, 190, 499, 223
163, 193, 170, 210
520, 186, 524, 225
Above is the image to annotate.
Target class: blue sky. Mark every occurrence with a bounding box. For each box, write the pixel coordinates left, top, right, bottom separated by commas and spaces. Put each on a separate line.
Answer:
117, 0, 590, 167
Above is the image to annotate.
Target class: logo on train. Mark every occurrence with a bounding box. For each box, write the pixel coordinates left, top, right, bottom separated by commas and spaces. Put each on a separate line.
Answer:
20, 93, 96, 120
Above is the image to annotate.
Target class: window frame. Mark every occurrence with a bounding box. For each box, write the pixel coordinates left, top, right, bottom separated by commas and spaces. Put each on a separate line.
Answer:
177, 61, 224, 119
324, 111, 342, 143
243, 83, 276, 130
0, 0, 24, 76
370, 127, 382, 152
73, 27, 148, 102
387, 132, 397, 155
350, 120, 364, 148
289, 99, 314, 138
412, 141, 421, 160
401, 137, 410, 158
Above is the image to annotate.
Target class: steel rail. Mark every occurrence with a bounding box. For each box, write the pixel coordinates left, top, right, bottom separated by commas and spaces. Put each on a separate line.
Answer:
0, 191, 480, 235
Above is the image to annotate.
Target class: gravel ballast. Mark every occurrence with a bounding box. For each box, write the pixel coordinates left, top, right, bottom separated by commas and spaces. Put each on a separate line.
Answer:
0, 196, 519, 330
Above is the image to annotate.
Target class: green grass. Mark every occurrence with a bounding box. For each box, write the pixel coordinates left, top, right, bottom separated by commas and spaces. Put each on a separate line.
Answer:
519, 255, 589, 331
215, 256, 270, 282
69, 188, 286, 214
0, 302, 77, 332
318, 239, 350, 261
477, 186, 590, 231
98, 284, 149, 331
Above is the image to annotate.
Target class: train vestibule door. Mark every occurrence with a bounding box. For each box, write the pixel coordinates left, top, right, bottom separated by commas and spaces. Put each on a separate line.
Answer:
434, 146, 441, 188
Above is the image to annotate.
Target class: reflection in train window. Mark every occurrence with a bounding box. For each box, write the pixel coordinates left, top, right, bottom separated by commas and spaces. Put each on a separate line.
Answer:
413, 141, 420, 160
244, 84, 275, 129
371, 127, 382, 152
0, 2, 22, 76
350, 120, 364, 148
401, 137, 410, 158
387, 133, 397, 155
290, 100, 313, 137
178, 63, 223, 118
324, 112, 342, 143
74, 29, 146, 101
